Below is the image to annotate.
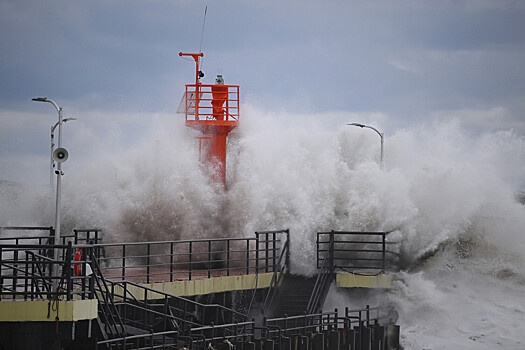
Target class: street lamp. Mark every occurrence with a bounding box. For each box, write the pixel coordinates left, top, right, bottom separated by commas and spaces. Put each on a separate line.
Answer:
32, 97, 70, 291
347, 123, 384, 170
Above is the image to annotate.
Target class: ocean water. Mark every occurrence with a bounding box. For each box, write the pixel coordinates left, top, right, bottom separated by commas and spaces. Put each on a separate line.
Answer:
1, 105, 525, 349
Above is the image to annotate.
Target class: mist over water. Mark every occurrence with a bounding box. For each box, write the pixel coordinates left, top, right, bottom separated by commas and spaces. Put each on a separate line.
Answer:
1, 104, 525, 348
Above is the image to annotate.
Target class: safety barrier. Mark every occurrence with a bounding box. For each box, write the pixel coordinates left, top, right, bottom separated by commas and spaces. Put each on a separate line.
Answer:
307, 235, 334, 315
93, 231, 285, 284
0, 242, 95, 301
178, 307, 399, 350
183, 84, 240, 122
317, 231, 400, 274
0, 230, 288, 300
260, 229, 290, 316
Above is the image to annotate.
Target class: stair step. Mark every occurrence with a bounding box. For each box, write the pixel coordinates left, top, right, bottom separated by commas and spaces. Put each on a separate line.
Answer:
267, 273, 331, 318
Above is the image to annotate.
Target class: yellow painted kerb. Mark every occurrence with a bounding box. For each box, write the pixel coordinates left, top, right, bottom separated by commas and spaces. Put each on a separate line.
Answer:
0, 299, 98, 322
113, 272, 276, 300
336, 273, 393, 289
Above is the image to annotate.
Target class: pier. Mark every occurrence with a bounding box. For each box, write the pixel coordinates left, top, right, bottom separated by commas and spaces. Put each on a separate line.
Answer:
0, 227, 400, 349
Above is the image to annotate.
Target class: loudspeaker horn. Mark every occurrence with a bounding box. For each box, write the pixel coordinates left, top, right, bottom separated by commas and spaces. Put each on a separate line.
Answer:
53, 147, 69, 163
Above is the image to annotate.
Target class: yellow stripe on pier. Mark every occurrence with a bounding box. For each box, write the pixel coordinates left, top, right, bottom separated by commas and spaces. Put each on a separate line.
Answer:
0, 299, 98, 322
115, 272, 276, 300
335, 273, 393, 289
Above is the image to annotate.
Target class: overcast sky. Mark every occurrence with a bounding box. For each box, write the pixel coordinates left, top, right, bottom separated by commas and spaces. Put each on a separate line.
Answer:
1, 0, 525, 185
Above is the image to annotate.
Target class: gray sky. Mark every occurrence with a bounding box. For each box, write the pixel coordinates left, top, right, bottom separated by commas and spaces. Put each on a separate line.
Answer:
1, 0, 525, 184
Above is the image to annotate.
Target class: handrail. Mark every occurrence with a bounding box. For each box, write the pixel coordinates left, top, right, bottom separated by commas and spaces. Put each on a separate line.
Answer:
108, 279, 247, 326
0, 226, 53, 231
90, 236, 266, 283
0, 243, 73, 300
95, 236, 257, 247
97, 329, 179, 347
25, 251, 52, 298
307, 234, 334, 315
317, 231, 400, 273
264, 310, 340, 338
109, 281, 193, 331
188, 320, 255, 349
260, 236, 289, 316
88, 248, 126, 339
184, 84, 240, 122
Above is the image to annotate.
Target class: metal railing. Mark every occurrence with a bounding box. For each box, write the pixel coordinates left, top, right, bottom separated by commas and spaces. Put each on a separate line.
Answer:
107, 279, 247, 327
0, 226, 98, 245
255, 230, 287, 274
93, 233, 284, 284
0, 229, 288, 300
0, 242, 95, 300
72, 228, 103, 244
307, 234, 334, 315
0, 227, 103, 262
189, 320, 256, 349
106, 306, 395, 350
260, 231, 290, 316
184, 84, 240, 122
0, 226, 54, 245
89, 248, 126, 340
317, 231, 400, 274
262, 306, 394, 337
97, 329, 179, 350
262, 310, 341, 338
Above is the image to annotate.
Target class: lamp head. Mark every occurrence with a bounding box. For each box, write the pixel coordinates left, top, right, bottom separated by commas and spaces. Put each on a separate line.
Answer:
32, 97, 49, 102
348, 123, 366, 128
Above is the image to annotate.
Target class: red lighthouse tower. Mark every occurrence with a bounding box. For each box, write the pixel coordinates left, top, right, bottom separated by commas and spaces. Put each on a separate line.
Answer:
179, 52, 240, 187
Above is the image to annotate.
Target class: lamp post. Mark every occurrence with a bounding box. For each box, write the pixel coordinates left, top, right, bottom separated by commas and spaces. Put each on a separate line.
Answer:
50, 118, 76, 193
347, 123, 384, 170
32, 97, 69, 291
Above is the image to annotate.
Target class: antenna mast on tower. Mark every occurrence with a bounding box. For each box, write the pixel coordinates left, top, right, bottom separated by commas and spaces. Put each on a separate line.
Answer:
178, 51, 240, 187
178, 8, 239, 187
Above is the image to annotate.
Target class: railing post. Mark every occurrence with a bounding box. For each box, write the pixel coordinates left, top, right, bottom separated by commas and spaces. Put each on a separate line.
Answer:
382, 232, 386, 273
80, 246, 86, 300
265, 233, 269, 273
227, 240, 231, 276
24, 254, 29, 300
89, 251, 95, 299
316, 232, 320, 269
122, 282, 127, 326
246, 239, 250, 275
170, 242, 174, 282
146, 243, 151, 284
13, 248, 18, 299
208, 240, 212, 279
65, 241, 73, 301
285, 229, 290, 270
122, 245, 126, 280
329, 231, 335, 276
30, 254, 36, 300
144, 289, 148, 329
188, 241, 193, 280
255, 233, 259, 275
272, 232, 277, 271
